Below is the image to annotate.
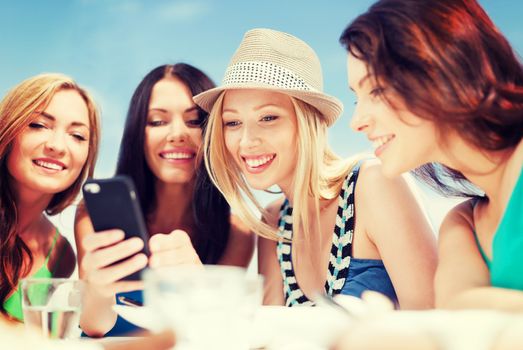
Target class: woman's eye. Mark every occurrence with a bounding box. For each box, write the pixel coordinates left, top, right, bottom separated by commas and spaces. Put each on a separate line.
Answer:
28, 122, 46, 129
147, 120, 166, 127
261, 115, 278, 122
370, 87, 385, 97
224, 120, 240, 128
71, 133, 87, 142
186, 119, 203, 128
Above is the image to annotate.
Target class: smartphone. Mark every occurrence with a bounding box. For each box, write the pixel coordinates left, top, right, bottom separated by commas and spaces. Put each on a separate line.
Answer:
82, 175, 150, 280
118, 295, 143, 307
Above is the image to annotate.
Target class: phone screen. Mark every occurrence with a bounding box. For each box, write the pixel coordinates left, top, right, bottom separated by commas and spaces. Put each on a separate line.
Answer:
82, 175, 150, 280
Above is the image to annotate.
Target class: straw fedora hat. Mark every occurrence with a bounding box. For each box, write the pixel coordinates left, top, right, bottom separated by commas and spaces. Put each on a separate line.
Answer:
194, 28, 343, 126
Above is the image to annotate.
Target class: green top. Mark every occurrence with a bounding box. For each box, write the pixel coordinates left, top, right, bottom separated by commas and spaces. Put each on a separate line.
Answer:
490, 166, 523, 289
3, 228, 59, 321
472, 226, 491, 270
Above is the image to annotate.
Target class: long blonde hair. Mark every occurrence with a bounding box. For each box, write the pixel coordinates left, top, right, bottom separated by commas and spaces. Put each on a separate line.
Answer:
203, 91, 361, 242
0, 73, 100, 316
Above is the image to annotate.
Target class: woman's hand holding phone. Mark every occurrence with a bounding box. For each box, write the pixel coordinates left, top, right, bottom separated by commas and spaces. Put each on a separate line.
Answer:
81, 229, 147, 297
81, 177, 203, 281
82, 229, 202, 296
78, 226, 202, 336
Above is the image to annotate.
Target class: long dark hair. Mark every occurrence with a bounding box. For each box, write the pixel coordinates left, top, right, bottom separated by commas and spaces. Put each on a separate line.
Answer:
340, 0, 523, 197
115, 63, 230, 264
0, 74, 100, 316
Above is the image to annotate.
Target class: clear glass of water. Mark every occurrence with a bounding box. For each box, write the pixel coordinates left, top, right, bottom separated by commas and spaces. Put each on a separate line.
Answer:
21, 278, 82, 339
144, 265, 261, 350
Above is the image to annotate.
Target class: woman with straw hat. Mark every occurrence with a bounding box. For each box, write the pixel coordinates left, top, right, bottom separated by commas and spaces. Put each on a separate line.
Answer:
197, 28, 437, 308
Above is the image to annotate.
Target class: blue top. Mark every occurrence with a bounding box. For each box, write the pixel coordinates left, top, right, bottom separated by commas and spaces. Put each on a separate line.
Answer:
81, 290, 144, 337
341, 258, 396, 300
276, 163, 398, 306
490, 166, 523, 289
108, 290, 144, 336
471, 204, 492, 269
471, 166, 523, 289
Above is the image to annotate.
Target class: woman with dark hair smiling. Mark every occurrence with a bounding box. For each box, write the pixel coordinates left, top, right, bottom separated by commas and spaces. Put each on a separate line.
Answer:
75, 63, 254, 337
332, 1, 523, 348
341, 0, 523, 311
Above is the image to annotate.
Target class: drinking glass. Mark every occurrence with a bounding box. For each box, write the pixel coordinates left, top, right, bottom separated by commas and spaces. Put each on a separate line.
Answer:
21, 278, 82, 339
145, 265, 261, 350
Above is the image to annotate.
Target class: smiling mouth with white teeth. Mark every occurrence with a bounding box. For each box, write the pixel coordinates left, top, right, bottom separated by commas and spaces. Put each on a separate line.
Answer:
33, 159, 65, 171
160, 152, 195, 160
243, 154, 276, 169
372, 135, 395, 152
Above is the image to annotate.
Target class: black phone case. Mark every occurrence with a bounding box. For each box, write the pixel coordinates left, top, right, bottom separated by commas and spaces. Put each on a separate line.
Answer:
82, 175, 150, 280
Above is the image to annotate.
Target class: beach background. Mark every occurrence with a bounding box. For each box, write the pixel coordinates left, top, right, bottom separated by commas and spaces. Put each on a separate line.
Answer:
1, 0, 521, 256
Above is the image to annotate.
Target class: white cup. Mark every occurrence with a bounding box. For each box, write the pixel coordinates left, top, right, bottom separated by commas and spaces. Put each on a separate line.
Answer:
144, 265, 260, 350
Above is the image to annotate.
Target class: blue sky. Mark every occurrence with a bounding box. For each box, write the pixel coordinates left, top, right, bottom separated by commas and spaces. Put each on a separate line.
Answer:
1, 0, 522, 235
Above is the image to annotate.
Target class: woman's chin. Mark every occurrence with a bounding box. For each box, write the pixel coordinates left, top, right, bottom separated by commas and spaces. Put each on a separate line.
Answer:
244, 177, 275, 191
